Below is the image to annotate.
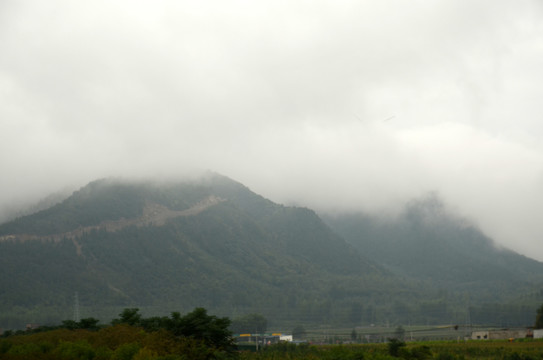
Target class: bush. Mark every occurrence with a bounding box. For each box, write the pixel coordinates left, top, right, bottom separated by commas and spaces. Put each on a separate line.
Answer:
112, 342, 141, 360
409, 345, 432, 359
0, 339, 13, 354
53, 340, 95, 360
7, 343, 45, 356
387, 338, 405, 357
133, 347, 158, 360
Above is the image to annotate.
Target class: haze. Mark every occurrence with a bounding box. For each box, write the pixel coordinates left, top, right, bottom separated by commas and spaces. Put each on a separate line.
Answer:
1, 1, 543, 260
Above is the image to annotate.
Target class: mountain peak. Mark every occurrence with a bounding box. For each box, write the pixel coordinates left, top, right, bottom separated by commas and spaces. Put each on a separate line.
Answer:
0, 175, 386, 329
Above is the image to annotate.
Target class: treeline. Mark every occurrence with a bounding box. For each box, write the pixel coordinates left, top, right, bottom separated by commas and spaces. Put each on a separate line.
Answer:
0, 307, 236, 360
4, 320, 543, 360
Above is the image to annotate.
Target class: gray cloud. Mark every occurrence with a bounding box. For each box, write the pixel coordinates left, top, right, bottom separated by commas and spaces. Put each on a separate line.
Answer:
2, 0, 543, 260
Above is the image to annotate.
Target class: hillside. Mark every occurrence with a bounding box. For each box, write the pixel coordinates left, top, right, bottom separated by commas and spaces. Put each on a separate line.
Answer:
0, 174, 410, 329
1, 177, 541, 330
322, 194, 543, 324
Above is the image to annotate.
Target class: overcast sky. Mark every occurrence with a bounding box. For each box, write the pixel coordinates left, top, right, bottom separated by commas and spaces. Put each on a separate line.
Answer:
1, 1, 543, 260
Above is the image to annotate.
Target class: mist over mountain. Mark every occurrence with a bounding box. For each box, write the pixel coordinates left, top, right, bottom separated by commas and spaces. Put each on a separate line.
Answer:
3, 1, 543, 266
322, 193, 543, 323
0, 174, 541, 330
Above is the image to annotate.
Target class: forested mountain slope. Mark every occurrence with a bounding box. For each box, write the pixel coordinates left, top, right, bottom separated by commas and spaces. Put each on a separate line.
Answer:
1, 176, 540, 329
322, 194, 543, 303
0, 174, 407, 329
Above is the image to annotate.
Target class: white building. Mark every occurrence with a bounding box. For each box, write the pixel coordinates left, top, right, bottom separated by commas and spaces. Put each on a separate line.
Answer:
280, 335, 293, 342
471, 329, 532, 340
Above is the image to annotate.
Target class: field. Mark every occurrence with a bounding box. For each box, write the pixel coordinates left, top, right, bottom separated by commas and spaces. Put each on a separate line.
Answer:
239, 339, 543, 360
3, 326, 543, 360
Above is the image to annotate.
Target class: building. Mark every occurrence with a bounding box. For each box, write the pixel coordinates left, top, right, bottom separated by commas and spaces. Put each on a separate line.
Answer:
235, 333, 293, 346
471, 329, 532, 340
280, 334, 293, 342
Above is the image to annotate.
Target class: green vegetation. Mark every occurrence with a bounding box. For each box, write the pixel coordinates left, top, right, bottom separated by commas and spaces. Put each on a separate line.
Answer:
323, 194, 543, 326
1, 175, 542, 330
536, 303, 543, 329
2, 305, 543, 359
1, 307, 235, 360
4, 321, 543, 360
0, 175, 424, 328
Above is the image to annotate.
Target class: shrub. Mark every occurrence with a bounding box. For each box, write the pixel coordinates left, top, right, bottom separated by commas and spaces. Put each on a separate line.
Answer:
53, 340, 95, 360
112, 342, 141, 360
387, 338, 405, 357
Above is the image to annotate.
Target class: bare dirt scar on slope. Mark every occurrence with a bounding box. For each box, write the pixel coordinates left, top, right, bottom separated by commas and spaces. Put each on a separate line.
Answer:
0, 195, 226, 244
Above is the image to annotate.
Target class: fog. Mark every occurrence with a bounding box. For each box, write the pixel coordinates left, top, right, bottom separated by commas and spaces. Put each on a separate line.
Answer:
1, 1, 543, 260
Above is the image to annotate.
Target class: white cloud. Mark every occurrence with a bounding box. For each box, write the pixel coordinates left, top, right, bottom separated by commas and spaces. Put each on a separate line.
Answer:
2, 0, 543, 260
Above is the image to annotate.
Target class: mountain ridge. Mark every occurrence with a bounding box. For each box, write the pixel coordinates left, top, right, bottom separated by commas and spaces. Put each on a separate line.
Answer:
0, 174, 399, 329
322, 193, 543, 299
0, 175, 541, 329
0, 195, 225, 243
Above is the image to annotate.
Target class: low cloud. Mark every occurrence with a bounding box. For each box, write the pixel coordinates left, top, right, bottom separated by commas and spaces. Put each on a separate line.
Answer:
1, 0, 543, 260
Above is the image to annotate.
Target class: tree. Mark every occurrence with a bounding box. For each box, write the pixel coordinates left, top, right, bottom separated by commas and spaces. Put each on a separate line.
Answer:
61, 317, 100, 330
387, 338, 406, 357
536, 303, 543, 329
140, 316, 170, 332
350, 328, 357, 342
79, 317, 100, 330
167, 307, 235, 353
112, 308, 142, 327
60, 320, 77, 330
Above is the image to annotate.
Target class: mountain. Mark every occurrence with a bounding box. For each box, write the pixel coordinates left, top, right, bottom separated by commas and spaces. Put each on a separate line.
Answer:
1, 177, 541, 329
322, 194, 543, 324
0, 173, 407, 329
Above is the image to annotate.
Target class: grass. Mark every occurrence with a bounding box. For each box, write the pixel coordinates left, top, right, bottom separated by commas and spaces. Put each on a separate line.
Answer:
240, 339, 543, 360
